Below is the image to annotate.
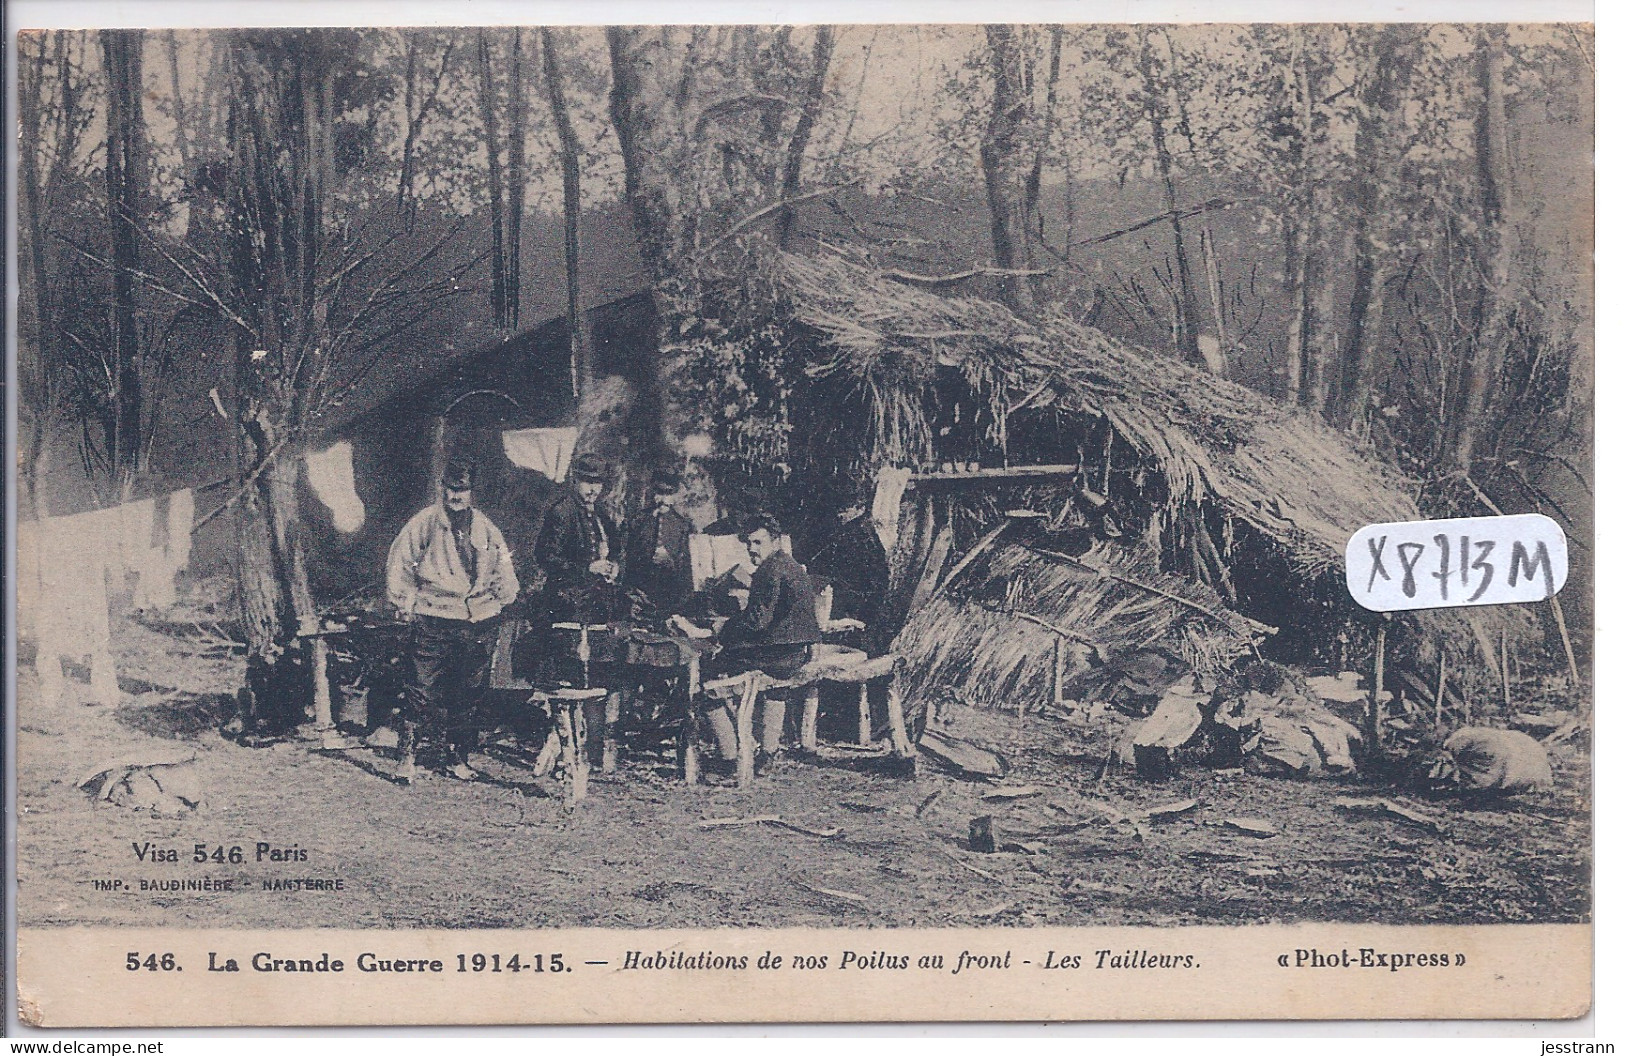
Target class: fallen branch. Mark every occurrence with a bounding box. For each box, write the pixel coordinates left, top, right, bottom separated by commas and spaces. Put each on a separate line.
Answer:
933, 846, 997, 880
1333, 797, 1445, 836
793, 879, 869, 904
695, 814, 843, 839
881, 264, 1051, 286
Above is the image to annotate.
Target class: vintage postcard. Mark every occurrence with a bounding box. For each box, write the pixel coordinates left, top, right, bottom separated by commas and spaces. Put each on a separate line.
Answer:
9, 17, 1593, 1027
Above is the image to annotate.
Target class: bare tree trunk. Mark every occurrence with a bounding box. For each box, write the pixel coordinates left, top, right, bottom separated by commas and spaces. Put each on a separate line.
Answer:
505, 28, 526, 327
1306, 230, 1345, 415
165, 32, 191, 183
982, 24, 1038, 315
102, 29, 146, 495
1022, 26, 1064, 240
476, 30, 510, 328
1138, 28, 1202, 366
776, 25, 835, 248
606, 26, 688, 458
397, 33, 452, 228
541, 27, 588, 397
1339, 29, 1401, 431
606, 26, 683, 294
1281, 27, 1316, 408
1198, 214, 1229, 375
19, 33, 93, 515
1450, 25, 1517, 470
17, 36, 55, 519
224, 32, 327, 695
398, 31, 418, 218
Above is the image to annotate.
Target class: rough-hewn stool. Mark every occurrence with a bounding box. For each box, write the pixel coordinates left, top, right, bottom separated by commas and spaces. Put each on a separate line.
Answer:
692, 671, 764, 789
528, 686, 606, 807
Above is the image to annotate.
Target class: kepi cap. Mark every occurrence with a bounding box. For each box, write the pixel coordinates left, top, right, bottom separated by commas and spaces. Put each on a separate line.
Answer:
651, 464, 683, 494
442, 460, 474, 490
572, 451, 613, 484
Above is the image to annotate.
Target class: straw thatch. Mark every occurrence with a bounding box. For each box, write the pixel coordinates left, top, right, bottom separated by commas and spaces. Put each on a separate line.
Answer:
895, 542, 1255, 712
766, 251, 1536, 664
778, 251, 1411, 578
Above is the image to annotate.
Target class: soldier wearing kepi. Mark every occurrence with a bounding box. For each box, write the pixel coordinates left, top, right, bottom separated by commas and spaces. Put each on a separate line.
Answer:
529, 451, 625, 768
386, 460, 520, 780
531, 451, 620, 627
622, 460, 694, 617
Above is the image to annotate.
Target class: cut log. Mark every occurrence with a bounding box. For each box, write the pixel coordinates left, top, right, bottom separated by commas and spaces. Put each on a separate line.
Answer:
981, 784, 1043, 801
917, 730, 1009, 780
1147, 798, 1199, 821
968, 815, 999, 853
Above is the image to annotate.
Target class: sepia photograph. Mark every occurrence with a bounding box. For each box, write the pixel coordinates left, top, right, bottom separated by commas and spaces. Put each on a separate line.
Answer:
8, 14, 1594, 1025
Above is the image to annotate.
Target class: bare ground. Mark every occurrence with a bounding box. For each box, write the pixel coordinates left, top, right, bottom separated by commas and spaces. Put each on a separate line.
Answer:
16, 602, 1591, 930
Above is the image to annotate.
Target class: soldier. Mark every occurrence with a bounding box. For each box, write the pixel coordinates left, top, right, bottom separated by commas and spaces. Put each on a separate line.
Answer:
530, 451, 624, 767
622, 461, 694, 617
385, 460, 520, 780
804, 475, 889, 655
531, 451, 620, 627
707, 512, 821, 772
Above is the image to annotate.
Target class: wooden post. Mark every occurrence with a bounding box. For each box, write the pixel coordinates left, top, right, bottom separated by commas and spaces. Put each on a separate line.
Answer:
1434, 651, 1446, 729
1367, 621, 1387, 753
857, 683, 872, 747
569, 701, 589, 806
801, 686, 821, 754
681, 710, 701, 786
1551, 596, 1580, 686
402, 718, 417, 786
1499, 629, 1512, 712
798, 683, 820, 754
886, 678, 915, 759
736, 678, 758, 789
310, 637, 333, 729
1050, 636, 1066, 708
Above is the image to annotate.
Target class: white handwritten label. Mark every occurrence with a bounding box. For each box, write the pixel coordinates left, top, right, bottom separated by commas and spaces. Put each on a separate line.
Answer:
1346, 514, 1567, 613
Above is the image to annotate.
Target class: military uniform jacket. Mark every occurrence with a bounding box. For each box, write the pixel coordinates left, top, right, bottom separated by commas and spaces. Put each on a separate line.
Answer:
622, 506, 695, 612
532, 490, 618, 599
718, 549, 821, 649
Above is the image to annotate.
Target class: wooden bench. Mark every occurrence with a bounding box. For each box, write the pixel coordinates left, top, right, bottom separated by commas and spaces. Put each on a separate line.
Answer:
693, 647, 913, 788
764, 645, 911, 758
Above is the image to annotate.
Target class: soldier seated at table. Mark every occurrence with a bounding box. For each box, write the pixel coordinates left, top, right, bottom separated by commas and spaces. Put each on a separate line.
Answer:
804, 474, 894, 742
698, 511, 821, 773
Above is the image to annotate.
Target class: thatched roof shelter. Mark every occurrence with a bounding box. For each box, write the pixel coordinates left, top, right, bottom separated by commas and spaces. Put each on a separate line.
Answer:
749, 251, 1536, 704
777, 252, 1413, 578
